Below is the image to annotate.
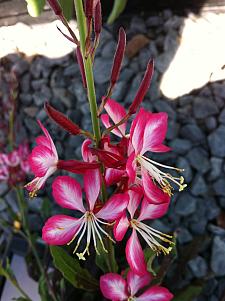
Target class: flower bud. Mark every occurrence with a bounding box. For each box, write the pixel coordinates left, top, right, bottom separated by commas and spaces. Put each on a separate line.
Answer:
76, 47, 87, 88
94, 0, 102, 35
128, 59, 154, 115
45, 103, 81, 135
84, 0, 94, 18
47, 0, 62, 16
110, 27, 126, 87
57, 160, 100, 173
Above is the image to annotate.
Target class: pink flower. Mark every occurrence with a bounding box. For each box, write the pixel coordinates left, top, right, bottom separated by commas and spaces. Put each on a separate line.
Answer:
100, 270, 173, 301
127, 108, 187, 200
42, 172, 128, 260
114, 189, 173, 275
25, 120, 58, 197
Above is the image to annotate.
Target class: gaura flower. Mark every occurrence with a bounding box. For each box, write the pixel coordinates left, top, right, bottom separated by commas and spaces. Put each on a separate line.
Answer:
100, 270, 173, 301
127, 108, 187, 200
42, 172, 128, 260
25, 120, 58, 197
114, 189, 173, 275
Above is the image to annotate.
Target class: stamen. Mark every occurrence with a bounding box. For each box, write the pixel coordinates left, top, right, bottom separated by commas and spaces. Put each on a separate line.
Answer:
137, 155, 187, 195
131, 219, 174, 255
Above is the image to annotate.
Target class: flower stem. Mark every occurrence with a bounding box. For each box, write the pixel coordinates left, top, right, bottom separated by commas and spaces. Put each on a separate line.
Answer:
74, 0, 101, 145
74, 0, 116, 272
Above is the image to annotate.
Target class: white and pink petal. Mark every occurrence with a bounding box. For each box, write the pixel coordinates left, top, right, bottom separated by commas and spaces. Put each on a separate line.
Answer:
113, 213, 129, 241
52, 176, 85, 212
127, 270, 152, 296
136, 286, 174, 301
125, 230, 147, 276
96, 193, 129, 221
84, 169, 101, 211
100, 273, 128, 301
42, 215, 81, 245
138, 198, 169, 222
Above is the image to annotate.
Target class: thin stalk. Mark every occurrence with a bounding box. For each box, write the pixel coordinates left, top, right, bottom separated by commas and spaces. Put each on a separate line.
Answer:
74, 0, 116, 272
74, 0, 101, 144
15, 187, 58, 301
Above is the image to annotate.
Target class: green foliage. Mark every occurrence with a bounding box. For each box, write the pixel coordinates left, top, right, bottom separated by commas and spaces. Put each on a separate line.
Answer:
95, 239, 118, 273
25, 0, 73, 20
144, 248, 157, 276
25, 0, 45, 17
50, 246, 99, 292
38, 274, 51, 301
173, 285, 203, 301
107, 0, 128, 25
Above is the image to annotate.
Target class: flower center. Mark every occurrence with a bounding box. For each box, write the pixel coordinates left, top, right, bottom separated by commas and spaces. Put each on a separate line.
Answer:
130, 219, 174, 255
67, 211, 115, 261
137, 155, 187, 196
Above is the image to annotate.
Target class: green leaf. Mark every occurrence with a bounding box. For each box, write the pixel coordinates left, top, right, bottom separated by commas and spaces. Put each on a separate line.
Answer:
107, 0, 128, 25
50, 246, 98, 292
144, 248, 157, 276
38, 275, 50, 301
25, 0, 45, 17
59, 0, 73, 21
173, 285, 203, 301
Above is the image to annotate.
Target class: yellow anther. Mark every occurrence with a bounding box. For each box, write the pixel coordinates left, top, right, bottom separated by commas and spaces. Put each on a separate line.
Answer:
76, 253, 86, 261
13, 220, 21, 231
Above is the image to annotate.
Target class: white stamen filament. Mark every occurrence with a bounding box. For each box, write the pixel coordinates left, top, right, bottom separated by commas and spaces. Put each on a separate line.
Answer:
67, 211, 114, 260
137, 155, 187, 196
131, 219, 174, 255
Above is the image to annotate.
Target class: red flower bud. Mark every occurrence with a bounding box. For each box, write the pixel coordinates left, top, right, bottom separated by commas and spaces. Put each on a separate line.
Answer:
45, 103, 81, 135
47, 0, 62, 16
94, 0, 102, 35
110, 27, 126, 87
76, 47, 87, 88
85, 0, 94, 18
128, 59, 154, 115
57, 160, 100, 173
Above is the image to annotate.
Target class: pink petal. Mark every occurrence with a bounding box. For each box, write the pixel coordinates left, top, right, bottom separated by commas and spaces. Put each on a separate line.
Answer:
36, 135, 50, 148
126, 152, 137, 183
29, 145, 57, 177
42, 215, 81, 245
37, 120, 58, 158
142, 169, 170, 204
84, 169, 101, 211
101, 114, 122, 137
105, 168, 125, 186
130, 108, 150, 154
127, 189, 142, 218
127, 270, 152, 296
136, 286, 174, 301
150, 144, 171, 153
141, 112, 168, 155
138, 198, 169, 221
96, 193, 129, 221
104, 99, 127, 136
113, 213, 129, 241
100, 273, 128, 301
81, 139, 96, 162
126, 230, 147, 276
52, 176, 85, 212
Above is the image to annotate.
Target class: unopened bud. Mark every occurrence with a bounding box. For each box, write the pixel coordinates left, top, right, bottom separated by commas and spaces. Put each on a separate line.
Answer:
85, 0, 94, 18
47, 0, 62, 16
76, 47, 87, 88
45, 103, 81, 135
94, 0, 102, 35
128, 59, 154, 115
110, 27, 126, 87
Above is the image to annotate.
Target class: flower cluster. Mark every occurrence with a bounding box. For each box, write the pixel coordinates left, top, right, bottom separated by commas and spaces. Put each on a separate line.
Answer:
26, 0, 186, 298
0, 143, 30, 186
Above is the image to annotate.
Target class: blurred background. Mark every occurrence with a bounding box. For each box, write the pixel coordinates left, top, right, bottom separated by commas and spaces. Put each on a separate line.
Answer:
0, 0, 225, 300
